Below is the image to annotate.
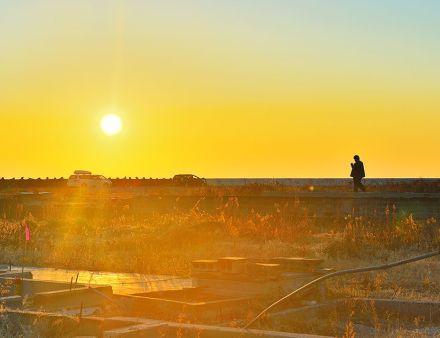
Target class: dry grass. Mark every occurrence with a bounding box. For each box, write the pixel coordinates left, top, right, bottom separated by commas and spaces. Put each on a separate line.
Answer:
0, 196, 320, 275
0, 193, 440, 337
0, 195, 438, 276
0, 311, 75, 338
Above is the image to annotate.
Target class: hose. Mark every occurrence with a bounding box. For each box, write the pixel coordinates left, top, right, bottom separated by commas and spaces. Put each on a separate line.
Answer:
244, 249, 440, 329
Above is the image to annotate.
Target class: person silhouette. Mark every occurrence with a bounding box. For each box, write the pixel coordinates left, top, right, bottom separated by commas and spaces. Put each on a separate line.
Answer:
350, 155, 366, 192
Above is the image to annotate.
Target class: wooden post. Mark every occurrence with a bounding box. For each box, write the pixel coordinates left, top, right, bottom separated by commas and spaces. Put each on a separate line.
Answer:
79, 301, 83, 324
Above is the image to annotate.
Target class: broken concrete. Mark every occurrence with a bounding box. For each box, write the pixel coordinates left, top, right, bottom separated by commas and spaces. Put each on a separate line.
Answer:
0, 309, 330, 337
0, 277, 112, 312
32, 285, 113, 310
116, 288, 252, 322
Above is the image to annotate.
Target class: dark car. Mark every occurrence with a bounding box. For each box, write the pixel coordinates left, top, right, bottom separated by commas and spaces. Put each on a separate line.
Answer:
173, 174, 207, 186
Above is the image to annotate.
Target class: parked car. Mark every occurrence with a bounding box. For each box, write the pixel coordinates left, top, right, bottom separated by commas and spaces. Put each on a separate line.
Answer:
67, 170, 112, 188
172, 174, 207, 186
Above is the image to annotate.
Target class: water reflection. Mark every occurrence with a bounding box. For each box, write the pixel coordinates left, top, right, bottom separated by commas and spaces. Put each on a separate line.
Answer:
13, 266, 191, 295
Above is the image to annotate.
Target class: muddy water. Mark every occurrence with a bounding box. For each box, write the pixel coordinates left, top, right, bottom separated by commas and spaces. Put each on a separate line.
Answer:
13, 266, 191, 295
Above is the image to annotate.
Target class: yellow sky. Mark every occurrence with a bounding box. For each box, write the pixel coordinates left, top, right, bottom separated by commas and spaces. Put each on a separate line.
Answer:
1, 1, 439, 178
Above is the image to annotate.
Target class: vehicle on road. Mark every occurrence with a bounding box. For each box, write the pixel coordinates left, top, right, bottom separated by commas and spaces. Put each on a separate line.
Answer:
67, 170, 112, 188
172, 174, 207, 186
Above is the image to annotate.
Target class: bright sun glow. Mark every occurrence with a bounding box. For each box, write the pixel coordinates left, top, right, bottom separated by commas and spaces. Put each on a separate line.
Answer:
100, 114, 122, 135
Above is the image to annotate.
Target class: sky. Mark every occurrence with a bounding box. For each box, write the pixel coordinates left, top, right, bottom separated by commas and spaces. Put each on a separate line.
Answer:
1, 0, 439, 178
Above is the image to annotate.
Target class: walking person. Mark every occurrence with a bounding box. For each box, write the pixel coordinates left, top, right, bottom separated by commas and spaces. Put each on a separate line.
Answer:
350, 155, 366, 192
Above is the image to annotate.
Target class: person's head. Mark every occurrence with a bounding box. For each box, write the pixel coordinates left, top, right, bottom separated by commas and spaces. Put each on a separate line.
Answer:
353, 155, 360, 162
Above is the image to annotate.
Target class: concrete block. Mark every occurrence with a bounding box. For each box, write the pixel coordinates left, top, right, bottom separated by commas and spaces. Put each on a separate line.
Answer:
246, 263, 281, 279
32, 285, 113, 310
192, 260, 218, 274
218, 257, 248, 274
271, 257, 324, 272
0, 265, 10, 273
117, 290, 251, 322
0, 271, 33, 279
0, 295, 22, 309
0, 277, 83, 297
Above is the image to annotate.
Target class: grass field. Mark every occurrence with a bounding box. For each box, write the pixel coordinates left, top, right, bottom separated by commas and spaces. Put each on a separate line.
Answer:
1, 191, 439, 337
1, 192, 439, 289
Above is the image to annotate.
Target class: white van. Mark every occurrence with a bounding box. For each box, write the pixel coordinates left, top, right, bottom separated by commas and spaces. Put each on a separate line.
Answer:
67, 170, 112, 188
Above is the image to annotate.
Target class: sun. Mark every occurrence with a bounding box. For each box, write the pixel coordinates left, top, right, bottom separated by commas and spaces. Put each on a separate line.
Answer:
100, 114, 122, 135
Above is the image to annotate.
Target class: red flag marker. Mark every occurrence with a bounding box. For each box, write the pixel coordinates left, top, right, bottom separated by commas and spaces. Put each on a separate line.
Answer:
25, 224, 30, 241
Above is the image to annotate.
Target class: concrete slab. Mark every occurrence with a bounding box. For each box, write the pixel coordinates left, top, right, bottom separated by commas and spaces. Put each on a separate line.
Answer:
116, 290, 252, 322
193, 274, 322, 298
271, 258, 323, 272
0, 295, 22, 309
0, 276, 113, 311
107, 317, 330, 338
103, 323, 168, 337
0, 277, 86, 297
18, 266, 191, 295
1, 310, 330, 337
32, 285, 113, 310
0, 271, 33, 279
